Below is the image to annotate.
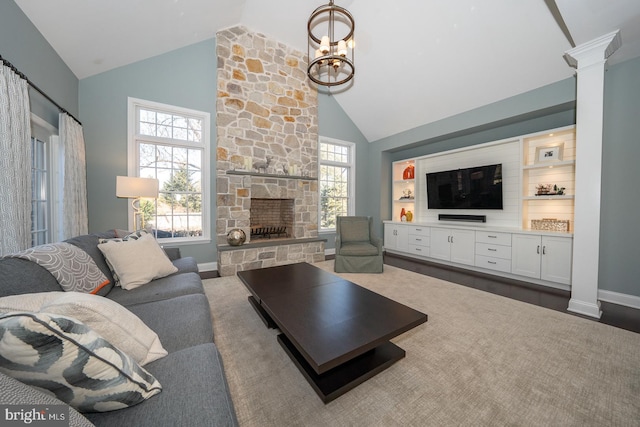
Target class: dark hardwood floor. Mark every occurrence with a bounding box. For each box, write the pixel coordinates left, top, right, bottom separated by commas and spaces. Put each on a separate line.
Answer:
202, 254, 639, 334
383, 252, 640, 334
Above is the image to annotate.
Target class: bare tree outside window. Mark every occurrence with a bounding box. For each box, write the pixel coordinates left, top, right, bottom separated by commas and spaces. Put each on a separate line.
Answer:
129, 99, 210, 242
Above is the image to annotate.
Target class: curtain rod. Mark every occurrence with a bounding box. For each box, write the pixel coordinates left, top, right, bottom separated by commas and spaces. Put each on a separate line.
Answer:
1, 54, 82, 126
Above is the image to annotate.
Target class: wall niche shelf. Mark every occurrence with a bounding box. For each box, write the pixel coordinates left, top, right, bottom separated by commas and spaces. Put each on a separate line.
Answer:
522, 160, 575, 170
392, 159, 416, 222
521, 126, 576, 231
523, 195, 575, 200
226, 170, 317, 181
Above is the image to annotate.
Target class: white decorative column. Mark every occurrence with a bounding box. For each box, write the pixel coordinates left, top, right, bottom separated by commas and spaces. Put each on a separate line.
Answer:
564, 30, 621, 319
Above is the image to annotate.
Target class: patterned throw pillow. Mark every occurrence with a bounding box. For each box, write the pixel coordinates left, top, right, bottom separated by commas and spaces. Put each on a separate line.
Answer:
5, 243, 110, 294
97, 233, 178, 290
0, 312, 162, 413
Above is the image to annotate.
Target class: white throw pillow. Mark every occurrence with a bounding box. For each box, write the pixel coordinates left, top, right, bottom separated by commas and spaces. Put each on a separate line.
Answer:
0, 292, 167, 366
41, 292, 168, 366
0, 312, 162, 413
97, 233, 178, 290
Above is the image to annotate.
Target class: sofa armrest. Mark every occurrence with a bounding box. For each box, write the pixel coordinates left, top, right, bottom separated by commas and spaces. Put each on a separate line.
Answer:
163, 247, 181, 261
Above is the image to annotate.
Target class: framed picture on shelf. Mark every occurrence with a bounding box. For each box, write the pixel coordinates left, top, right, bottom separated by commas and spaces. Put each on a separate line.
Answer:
535, 143, 564, 164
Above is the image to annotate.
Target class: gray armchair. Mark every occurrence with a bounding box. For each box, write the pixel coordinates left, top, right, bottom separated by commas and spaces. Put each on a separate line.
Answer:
334, 216, 383, 273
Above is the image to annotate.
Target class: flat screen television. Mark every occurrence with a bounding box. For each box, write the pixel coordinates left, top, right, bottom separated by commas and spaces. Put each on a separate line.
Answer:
426, 164, 503, 210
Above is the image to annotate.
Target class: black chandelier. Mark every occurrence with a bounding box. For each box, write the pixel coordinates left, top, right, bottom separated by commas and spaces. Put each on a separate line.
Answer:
307, 0, 355, 87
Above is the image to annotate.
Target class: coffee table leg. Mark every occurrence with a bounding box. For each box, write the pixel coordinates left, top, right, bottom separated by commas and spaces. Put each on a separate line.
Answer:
277, 334, 406, 404
247, 296, 277, 329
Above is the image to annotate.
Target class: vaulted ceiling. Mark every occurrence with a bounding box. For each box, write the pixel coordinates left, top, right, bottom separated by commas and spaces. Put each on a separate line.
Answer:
14, 0, 640, 142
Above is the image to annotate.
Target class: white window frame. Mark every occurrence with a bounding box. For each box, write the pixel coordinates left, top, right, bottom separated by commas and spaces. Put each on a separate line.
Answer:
30, 114, 61, 245
318, 136, 356, 232
127, 97, 211, 245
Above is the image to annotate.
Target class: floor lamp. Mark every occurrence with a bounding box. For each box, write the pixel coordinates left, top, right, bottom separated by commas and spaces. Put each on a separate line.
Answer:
116, 176, 159, 231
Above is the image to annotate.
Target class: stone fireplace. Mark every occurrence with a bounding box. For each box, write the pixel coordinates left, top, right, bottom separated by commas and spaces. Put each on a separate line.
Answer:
215, 26, 325, 276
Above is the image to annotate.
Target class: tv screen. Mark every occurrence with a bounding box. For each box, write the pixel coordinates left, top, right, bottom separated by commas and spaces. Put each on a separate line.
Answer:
426, 164, 503, 210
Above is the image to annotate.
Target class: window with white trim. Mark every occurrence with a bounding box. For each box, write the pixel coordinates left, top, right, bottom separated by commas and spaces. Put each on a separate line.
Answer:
128, 98, 210, 243
319, 137, 355, 231
30, 115, 61, 246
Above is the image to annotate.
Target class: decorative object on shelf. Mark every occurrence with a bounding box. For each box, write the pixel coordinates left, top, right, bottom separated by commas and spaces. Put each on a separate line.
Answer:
535, 184, 566, 196
252, 157, 272, 174
400, 208, 406, 222
226, 229, 246, 246
535, 183, 552, 195
534, 143, 564, 164
531, 219, 570, 232
307, 0, 355, 88
405, 210, 413, 222
402, 164, 415, 180
400, 188, 414, 200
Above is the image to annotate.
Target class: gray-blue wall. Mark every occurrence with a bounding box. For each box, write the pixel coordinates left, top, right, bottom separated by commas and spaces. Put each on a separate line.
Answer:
600, 56, 640, 296
0, 1, 78, 126
318, 93, 369, 250
78, 39, 217, 263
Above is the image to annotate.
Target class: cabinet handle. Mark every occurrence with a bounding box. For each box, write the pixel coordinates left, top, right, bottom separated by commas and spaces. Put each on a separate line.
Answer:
488, 235, 497, 238
537, 245, 540, 254
450, 236, 454, 243
488, 261, 497, 265
543, 246, 546, 255
415, 247, 422, 251
488, 248, 497, 252
447, 236, 450, 243
415, 238, 422, 242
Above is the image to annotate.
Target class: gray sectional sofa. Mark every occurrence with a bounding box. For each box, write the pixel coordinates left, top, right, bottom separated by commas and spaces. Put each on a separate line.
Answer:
0, 231, 238, 426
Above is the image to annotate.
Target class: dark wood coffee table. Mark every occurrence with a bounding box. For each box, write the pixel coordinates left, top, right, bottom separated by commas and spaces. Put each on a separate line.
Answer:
237, 262, 427, 403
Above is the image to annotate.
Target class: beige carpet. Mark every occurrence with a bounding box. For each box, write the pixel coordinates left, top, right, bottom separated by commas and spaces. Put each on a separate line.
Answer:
203, 261, 640, 427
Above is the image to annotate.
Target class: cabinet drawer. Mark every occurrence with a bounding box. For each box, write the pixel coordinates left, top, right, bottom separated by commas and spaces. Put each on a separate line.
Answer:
475, 231, 511, 246
475, 255, 511, 273
407, 226, 430, 237
475, 242, 511, 260
408, 245, 430, 257
408, 234, 429, 246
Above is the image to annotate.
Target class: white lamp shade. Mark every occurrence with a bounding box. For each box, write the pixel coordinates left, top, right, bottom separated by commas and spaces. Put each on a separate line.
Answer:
116, 176, 159, 198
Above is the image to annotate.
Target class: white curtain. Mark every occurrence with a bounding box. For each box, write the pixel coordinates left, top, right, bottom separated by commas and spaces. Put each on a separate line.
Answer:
0, 64, 31, 256
59, 113, 89, 238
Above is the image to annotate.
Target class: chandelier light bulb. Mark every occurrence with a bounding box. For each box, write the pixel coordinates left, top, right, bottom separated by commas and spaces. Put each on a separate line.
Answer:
320, 36, 330, 54
337, 40, 347, 56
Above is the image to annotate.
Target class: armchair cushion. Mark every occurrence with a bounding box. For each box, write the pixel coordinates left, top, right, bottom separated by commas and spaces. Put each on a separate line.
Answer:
339, 242, 380, 256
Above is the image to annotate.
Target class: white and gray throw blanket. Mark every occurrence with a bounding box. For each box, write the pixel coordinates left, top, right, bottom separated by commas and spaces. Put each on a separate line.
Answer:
6, 242, 110, 294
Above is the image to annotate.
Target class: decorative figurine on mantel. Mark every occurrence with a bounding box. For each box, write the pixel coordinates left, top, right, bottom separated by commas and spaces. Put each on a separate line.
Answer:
252, 157, 272, 174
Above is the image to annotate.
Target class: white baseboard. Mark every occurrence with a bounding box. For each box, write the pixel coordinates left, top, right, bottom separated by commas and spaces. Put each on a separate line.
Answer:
198, 261, 217, 273
598, 289, 640, 310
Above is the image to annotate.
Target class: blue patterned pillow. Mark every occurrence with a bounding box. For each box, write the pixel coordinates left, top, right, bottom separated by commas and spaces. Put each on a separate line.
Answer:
0, 312, 162, 413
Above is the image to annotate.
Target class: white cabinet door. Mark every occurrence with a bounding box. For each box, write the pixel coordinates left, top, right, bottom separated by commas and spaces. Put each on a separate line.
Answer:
540, 236, 572, 285
430, 228, 452, 261
384, 223, 408, 252
511, 234, 543, 279
430, 228, 475, 266
450, 229, 475, 266
512, 234, 573, 284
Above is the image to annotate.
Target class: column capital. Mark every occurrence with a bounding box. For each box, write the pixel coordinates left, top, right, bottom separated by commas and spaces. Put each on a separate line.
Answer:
564, 30, 621, 69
